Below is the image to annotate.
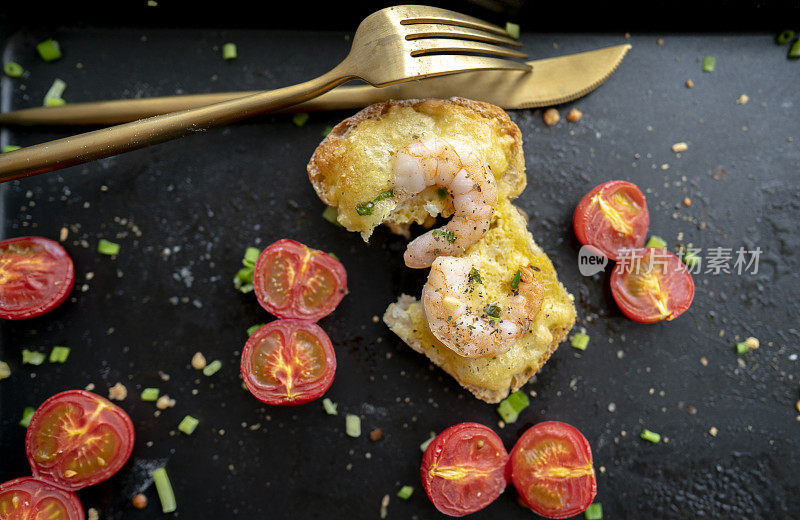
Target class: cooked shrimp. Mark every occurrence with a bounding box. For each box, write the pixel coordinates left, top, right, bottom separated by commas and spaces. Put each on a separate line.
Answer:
421, 257, 544, 358
393, 137, 498, 269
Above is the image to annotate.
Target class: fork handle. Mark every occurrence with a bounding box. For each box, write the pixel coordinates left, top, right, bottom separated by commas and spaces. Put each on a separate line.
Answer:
0, 64, 352, 183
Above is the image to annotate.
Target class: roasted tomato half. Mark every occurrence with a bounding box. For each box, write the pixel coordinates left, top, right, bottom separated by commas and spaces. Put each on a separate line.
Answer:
25, 390, 135, 491
611, 247, 695, 323
421, 422, 508, 517
573, 180, 649, 261
0, 236, 75, 320
253, 239, 347, 321
241, 319, 336, 406
509, 421, 596, 519
0, 477, 84, 520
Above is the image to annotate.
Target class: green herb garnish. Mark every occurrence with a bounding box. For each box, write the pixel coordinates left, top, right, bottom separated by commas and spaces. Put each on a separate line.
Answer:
48, 346, 70, 363
505, 22, 520, 39
0, 361, 10, 380
735, 342, 749, 355
292, 113, 309, 127
702, 56, 716, 72
3, 62, 24, 78
222, 42, 237, 60
2, 145, 21, 153
641, 429, 661, 443
468, 267, 482, 284
345, 414, 361, 437
397, 486, 414, 500
202, 360, 222, 376
511, 269, 522, 290
246, 324, 265, 336
497, 390, 529, 423
322, 206, 341, 226
585, 503, 603, 520
19, 407, 35, 428
645, 236, 667, 249
356, 190, 394, 216
178, 415, 200, 435
37, 39, 62, 62
432, 229, 457, 244
485, 304, 501, 318
790, 40, 800, 59
152, 467, 177, 513
436, 187, 449, 200
242, 247, 260, 267
141, 388, 160, 401
776, 30, 795, 45
97, 238, 120, 256
571, 333, 590, 351
322, 398, 338, 416
43, 78, 67, 107
21, 349, 45, 366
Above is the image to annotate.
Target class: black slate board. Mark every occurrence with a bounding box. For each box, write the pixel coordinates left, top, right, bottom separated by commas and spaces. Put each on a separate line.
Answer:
1, 21, 799, 520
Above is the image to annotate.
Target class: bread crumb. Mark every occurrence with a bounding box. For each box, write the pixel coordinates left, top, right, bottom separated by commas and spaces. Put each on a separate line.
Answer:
736, 94, 749, 105
744, 336, 759, 350
683, 197, 692, 207
796, 400, 800, 414
59, 227, 69, 241
132, 494, 148, 509
156, 395, 176, 410
685, 79, 694, 88
709, 426, 718, 437
566, 109, 583, 122
369, 428, 384, 441
543, 108, 560, 126
672, 142, 688, 153
108, 382, 127, 401
87, 508, 99, 520
700, 356, 708, 366
657, 37, 664, 46
380, 494, 390, 519
191, 352, 207, 370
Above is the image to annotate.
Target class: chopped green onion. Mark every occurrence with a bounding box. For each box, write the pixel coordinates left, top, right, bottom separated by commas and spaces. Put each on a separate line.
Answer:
203, 360, 222, 376
497, 400, 519, 423
140, 388, 160, 401
374, 190, 394, 202
790, 40, 800, 59
497, 390, 529, 423
345, 414, 361, 437
397, 486, 414, 500
152, 467, 177, 513
0, 361, 10, 379
355, 201, 374, 216
19, 407, 35, 428
292, 113, 309, 127
485, 304, 501, 319
436, 187, 449, 200
97, 238, 120, 256
322, 125, 334, 137
776, 30, 795, 45
178, 415, 199, 435
246, 324, 264, 336
585, 503, 603, 520
468, 267, 482, 284
3, 62, 24, 78
322, 397, 338, 415
640, 429, 661, 443
683, 251, 700, 268
222, 42, 237, 60
322, 206, 341, 226
735, 342, 749, 355
327, 252, 339, 261
233, 266, 254, 293
22, 349, 45, 366
43, 78, 67, 107
2, 145, 21, 153
571, 333, 590, 351
431, 229, 457, 244
510, 269, 522, 290
505, 389, 530, 411
420, 432, 436, 452
702, 56, 716, 72
242, 247, 260, 267
48, 346, 70, 363
505, 22, 520, 39
37, 39, 62, 62
645, 236, 667, 249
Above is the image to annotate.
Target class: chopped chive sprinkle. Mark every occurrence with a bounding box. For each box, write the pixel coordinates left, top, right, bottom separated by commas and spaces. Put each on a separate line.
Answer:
436, 187, 449, 200
292, 113, 309, 127
776, 30, 795, 45
0, 361, 10, 380
511, 269, 522, 290
397, 486, 414, 500
355, 201, 374, 216
505, 22, 520, 39
242, 247, 260, 267
140, 388, 160, 401
345, 414, 361, 437
222, 42, 237, 60
375, 190, 394, 202
683, 251, 700, 268
178, 415, 199, 435
702, 56, 716, 72
2, 145, 21, 153
3, 62, 24, 78
37, 39, 62, 62
45, 97, 66, 107
420, 432, 436, 452
97, 238, 120, 256
233, 266, 254, 293
43, 78, 67, 107
497, 390, 529, 423
203, 360, 222, 376
322, 206, 342, 226
19, 407, 35, 428
152, 467, 177, 513
585, 503, 603, 520
735, 342, 749, 355
48, 346, 70, 363
246, 324, 264, 336
468, 267, 482, 284
641, 429, 661, 443
790, 40, 800, 59
322, 397, 338, 415
322, 125, 334, 137
485, 304, 501, 319
432, 229, 457, 244
21, 349, 45, 366
645, 236, 667, 249
497, 400, 519, 423
571, 333, 590, 351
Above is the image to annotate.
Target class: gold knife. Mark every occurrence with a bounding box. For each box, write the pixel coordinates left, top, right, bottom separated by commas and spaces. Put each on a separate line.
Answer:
0, 44, 630, 126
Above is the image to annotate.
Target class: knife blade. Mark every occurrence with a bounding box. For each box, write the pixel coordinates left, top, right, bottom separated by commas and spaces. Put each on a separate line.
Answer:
0, 44, 630, 126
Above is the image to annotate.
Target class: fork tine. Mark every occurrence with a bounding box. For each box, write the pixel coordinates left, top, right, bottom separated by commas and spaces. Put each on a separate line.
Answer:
404, 23, 521, 48
411, 55, 532, 79
399, 6, 510, 37
409, 39, 528, 60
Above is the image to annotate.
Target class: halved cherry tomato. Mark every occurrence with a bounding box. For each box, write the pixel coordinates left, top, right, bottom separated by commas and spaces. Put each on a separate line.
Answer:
0, 477, 84, 520
0, 236, 74, 320
25, 390, 135, 491
420, 422, 508, 517
573, 180, 649, 261
241, 319, 336, 406
509, 421, 596, 519
253, 239, 346, 321
611, 247, 695, 323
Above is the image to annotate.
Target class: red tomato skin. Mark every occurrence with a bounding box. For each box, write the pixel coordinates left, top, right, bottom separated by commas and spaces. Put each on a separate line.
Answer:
0, 477, 84, 520
509, 421, 596, 519
573, 181, 649, 261
241, 319, 336, 406
25, 390, 135, 491
420, 422, 509, 517
0, 236, 75, 320
610, 248, 695, 324
253, 239, 347, 321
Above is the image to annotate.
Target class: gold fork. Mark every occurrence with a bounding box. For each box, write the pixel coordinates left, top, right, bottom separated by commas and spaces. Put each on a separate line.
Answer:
0, 5, 529, 183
